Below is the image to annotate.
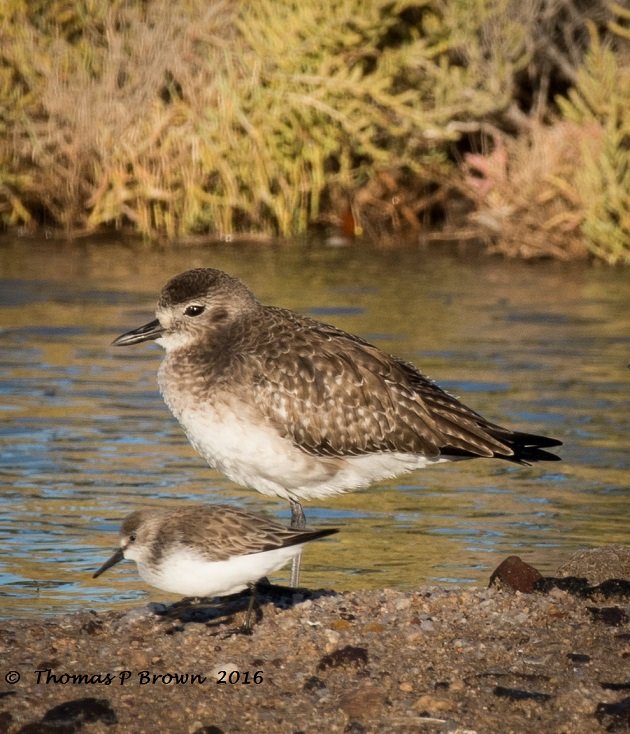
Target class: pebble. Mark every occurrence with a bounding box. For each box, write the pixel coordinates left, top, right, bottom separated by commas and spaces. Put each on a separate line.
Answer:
330, 619, 352, 631
414, 694, 455, 712
338, 682, 386, 721
365, 622, 385, 633
210, 662, 239, 679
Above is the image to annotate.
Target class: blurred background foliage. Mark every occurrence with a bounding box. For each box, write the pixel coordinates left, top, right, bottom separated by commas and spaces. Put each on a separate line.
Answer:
0, 0, 628, 262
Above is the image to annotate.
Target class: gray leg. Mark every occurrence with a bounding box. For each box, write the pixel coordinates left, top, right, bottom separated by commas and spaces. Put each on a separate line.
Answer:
289, 498, 306, 529
244, 584, 257, 632
289, 498, 305, 587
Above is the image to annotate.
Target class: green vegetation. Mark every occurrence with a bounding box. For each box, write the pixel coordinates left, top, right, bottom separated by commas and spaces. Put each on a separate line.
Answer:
0, 0, 628, 262
555, 23, 629, 265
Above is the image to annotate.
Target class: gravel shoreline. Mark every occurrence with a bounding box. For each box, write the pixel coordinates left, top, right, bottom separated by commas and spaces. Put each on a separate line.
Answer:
1, 552, 629, 734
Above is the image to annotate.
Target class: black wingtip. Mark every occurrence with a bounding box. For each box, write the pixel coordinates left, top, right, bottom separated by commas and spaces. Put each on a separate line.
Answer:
486, 428, 563, 463
441, 429, 563, 464
281, 527, 339, 551
513, 447, 562, 464
315, 527, 340, 539
525, 436, 563, 449
302, 527, 340, 542
509, 432, 562, 463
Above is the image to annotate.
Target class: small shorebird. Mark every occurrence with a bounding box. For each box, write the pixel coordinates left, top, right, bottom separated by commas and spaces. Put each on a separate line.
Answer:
113, 268, 561, 585
93, 505, 337, 629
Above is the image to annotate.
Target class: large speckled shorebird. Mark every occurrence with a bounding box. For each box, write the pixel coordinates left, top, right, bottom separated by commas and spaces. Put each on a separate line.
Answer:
93, 504, 337, 629
113, 268, 562, 585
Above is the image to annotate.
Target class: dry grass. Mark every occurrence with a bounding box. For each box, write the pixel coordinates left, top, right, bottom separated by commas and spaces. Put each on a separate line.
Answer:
465, 122, 598, 260
0, 0, 236, 236
463, 19, 630, 264
0, 0, 627, 262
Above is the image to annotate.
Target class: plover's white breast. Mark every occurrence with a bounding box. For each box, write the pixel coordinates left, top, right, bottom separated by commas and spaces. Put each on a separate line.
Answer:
161, 389, 451, 501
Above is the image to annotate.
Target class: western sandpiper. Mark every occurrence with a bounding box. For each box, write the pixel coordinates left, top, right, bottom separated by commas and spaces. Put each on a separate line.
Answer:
93, 504, 338, 629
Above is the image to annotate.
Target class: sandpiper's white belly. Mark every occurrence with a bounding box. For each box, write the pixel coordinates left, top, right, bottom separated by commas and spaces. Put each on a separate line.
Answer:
165, 396, 450, 502
137, 545, 302, 597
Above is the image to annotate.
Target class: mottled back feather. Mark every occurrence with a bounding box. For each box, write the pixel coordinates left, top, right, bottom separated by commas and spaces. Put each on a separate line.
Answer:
239, 307, 560, 463
124, 506, 337, 565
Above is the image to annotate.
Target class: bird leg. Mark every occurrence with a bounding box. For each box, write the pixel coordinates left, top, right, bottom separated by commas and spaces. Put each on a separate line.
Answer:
243, 583, 258, 633
289, 498, 306, 588
289, 498, 306, 529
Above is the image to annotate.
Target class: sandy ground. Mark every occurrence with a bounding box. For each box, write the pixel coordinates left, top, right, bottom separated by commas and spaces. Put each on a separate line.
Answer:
1, 550, 628, 734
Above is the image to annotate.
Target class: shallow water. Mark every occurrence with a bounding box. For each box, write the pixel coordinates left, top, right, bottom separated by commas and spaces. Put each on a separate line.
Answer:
0, 237, 628, 619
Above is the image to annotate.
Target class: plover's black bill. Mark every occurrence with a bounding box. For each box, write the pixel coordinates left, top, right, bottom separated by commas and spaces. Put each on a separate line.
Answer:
93, 547, 125, 578
112, 318, 164, 346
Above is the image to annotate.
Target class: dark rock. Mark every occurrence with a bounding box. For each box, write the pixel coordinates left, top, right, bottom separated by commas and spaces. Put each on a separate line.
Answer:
303, 676, 326, 691
534, 576, 591, 594
16, 699, 117, 734
595, 579, 630, 596
38, 697, 117, 729
494, 685, 552, 702
567, 652, 591, 664
192, 727, 225, 734
164, 624, 185, 635
81, 619, 103, 635
489, 556, 543, 593
36, 660, 60, 671
344, 722, 367, 733
318, 645, 368, 670
18, 723, 72, 734
535, 576, 630, 597
601, 682, 630, 691
595, 696, 630, 729
587, 606, 629, 626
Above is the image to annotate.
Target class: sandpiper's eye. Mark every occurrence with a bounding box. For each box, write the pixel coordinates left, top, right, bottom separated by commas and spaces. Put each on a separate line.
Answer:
184, 304, 205, 317
128, 533, 137, 543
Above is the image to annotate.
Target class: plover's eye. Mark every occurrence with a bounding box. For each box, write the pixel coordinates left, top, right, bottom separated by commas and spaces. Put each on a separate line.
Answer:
184, 304, 205, 317
128, 533, 137, 543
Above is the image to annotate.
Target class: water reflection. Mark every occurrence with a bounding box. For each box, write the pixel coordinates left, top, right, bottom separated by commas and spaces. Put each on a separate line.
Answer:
0, 238, 628, 618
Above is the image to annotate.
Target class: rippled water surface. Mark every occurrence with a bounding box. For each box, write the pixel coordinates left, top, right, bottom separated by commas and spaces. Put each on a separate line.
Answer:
1, 237, 628, 618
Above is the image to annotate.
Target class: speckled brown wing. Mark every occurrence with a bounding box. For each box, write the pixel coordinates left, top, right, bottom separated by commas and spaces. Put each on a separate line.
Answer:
246, 308, 561, 463
157, 506, 335, 562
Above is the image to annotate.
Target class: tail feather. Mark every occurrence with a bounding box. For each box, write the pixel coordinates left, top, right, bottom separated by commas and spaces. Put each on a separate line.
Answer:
492, 429, 562, 463
442, 429, 562, 464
